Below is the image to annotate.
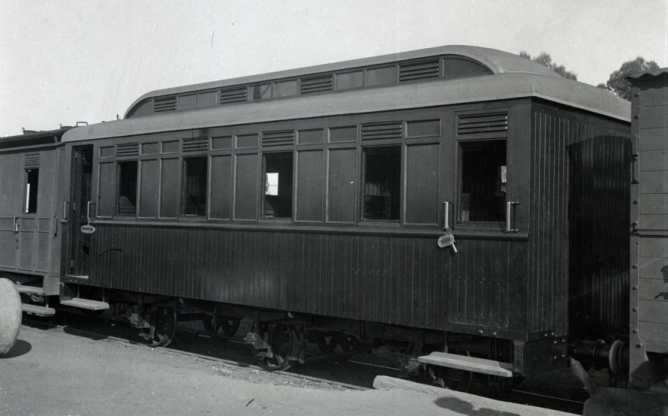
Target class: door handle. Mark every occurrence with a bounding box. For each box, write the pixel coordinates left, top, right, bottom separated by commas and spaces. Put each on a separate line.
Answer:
63, 202, 70, 220
506, 201, 520, 233
13, 216, 18, 233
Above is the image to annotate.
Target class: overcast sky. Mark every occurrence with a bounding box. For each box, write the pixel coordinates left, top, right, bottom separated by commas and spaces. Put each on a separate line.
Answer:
1, 0, 666, 137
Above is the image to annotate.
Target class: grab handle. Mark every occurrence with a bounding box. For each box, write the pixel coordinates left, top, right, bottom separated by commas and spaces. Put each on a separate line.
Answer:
506, 201, 520, 233
87, 201, 94, 224
443, 201, 450, 231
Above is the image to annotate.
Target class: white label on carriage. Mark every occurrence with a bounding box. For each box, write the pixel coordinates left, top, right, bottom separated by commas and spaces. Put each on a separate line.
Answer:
80, 225, 96, 234
437, 232, 457, 252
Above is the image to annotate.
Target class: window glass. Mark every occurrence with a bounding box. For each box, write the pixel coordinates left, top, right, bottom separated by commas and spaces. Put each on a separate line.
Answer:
250, 84, 272, 100
24, 169, 39, 214
459, 140, 506, 222
183, 157, 208, 216
117, 161, 137, 215
363, 147, 401, 220
263, 152, 293, 218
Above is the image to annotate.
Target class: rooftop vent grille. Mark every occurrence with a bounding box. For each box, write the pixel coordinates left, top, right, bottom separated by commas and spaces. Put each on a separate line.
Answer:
154, 96, 177, 113
220, 86, 248, 104
399, 59, 440, 82
116, 143, 139, 157
300, 75, 333, 94
262, 130, 295, 146
361, 121, 403, 140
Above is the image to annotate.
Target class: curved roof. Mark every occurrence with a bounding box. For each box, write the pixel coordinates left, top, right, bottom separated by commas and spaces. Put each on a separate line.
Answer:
63, 70, 630, 143
124, 45, 561, 118
628, 67, 668, 80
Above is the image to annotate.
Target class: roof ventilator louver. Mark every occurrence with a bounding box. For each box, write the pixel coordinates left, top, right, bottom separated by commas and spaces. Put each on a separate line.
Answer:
262, 130, 295, 147
458, 113, 508, 138
220, 86, 248, 104
154, 96, 177, 113
24, 153, 40, 167
182, 138, 210, 152
361, 121, 403, 140
300, 75, 333, 94
399, 59, 440, 82
116, 143, 139, 157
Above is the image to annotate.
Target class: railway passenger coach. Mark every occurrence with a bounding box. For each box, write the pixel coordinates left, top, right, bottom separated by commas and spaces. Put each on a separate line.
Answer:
2, 45, 645, 387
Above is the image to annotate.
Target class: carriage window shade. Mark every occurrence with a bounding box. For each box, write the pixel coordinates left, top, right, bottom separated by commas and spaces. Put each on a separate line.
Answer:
263, 152, 293, 218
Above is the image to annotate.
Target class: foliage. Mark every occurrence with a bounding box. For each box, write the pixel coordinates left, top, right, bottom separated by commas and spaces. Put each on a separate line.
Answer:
519, 51, 578, 81
596, 57, 660, 101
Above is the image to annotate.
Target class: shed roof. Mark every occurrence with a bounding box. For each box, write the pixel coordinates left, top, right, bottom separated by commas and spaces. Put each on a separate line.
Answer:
627, 67, 668, 81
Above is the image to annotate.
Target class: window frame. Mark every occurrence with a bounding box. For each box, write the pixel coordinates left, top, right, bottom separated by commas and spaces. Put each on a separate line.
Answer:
361, 145, 402, 222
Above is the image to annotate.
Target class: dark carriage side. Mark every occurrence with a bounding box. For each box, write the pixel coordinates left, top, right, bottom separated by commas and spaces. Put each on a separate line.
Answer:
57, 46, 631, 377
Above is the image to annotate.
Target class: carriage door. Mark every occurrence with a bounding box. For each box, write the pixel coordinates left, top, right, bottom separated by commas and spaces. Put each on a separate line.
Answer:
68, 145, 94, 277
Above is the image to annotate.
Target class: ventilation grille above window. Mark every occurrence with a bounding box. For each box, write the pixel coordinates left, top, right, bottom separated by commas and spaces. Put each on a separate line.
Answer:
399, 59, 440, 82
361, 121, 403, 140
182, 138, 210, 152
262, 130, 295, 146
220, 86, 248, 104
300, 75, 333, 94
24, 153, 40, 167
116, 143, 139, 157
458, 112, 508, 138
154, 96, 177, 113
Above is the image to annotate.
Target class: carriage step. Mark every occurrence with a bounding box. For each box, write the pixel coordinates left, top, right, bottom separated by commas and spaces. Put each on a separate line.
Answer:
417, 352, 514, 378
15, 285, 46, 296
60, 298, 109, 311
21, 303, 56, 317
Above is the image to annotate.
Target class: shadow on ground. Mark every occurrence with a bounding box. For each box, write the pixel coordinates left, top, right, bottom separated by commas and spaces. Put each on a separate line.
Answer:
0, 339, 32, 359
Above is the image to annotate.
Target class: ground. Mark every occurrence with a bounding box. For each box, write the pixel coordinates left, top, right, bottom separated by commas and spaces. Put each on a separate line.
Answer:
0, 324, 572, 416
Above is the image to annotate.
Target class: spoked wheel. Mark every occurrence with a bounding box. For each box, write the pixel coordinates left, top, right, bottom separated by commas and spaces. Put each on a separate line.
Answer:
427, 350, 474, 392
139, 306, 176, 348
251, 322, 295, 371
203, 315, 241, 337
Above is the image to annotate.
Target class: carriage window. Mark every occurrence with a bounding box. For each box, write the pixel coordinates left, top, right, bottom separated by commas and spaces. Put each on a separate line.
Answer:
263, 152, 293, 218
24, 169, 39, 214
183, 157, 207, 216
117, 161, 137, 215
459, 140, 506, 222
363, 146, 401, 221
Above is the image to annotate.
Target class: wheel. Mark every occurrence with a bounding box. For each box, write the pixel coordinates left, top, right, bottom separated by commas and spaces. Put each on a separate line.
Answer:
139, 306, 176, 348
203, 315, 241, 337
251, 322, 295, 371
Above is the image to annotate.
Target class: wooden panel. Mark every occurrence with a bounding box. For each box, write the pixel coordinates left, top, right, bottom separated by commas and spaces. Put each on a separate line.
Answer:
640, 300, 668, 324
405, 144, 439, 225
640, 238, 668, 258
234, 154, 258, 220
160, 158, 179, 218
638, 128, 668, 152
407, 120, 440, 138
35, 232, 49, 272
640, 194, 668, 214
640, 106, 668, 128
0, 229, 15, 268
327, 148, 356, 223
640, 86, 668, 107
296, 150, 324, 222
17, 231, 34, 270
98, 162, 116, 217
139, 160, 159, 218
329, 126, 357, 143
639, 171, 668, 194
639, 278, 668, 301
639, 215, 668, 230
639, 255, 668, 279
639, 321, 668, 353
640, 150, 668, 172
210, 155, 232, 219
298, 129, 323, 145
237, 134, 258, 149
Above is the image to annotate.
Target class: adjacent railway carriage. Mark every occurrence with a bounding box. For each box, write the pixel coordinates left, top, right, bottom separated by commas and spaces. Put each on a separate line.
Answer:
3, 46, 646, 386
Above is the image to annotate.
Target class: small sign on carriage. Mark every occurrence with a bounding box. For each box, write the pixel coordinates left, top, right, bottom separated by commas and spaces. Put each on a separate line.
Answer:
80, 224, 96, 234
437, 232, 457, 252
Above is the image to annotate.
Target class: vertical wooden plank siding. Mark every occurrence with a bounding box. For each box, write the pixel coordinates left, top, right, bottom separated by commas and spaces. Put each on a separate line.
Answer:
531, 108, 630, 337
89, 225, 525, 332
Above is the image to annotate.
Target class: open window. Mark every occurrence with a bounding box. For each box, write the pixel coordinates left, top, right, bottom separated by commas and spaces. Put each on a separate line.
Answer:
363, 146, 401, 221
183, 157, 208, 216
263, 152, 293, 218
24, 169, 39, 214
117, 161, 138, 215
459, 140, 506, 223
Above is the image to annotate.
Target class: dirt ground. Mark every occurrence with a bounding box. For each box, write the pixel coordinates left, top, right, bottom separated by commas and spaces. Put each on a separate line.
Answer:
0, 324, 573, 416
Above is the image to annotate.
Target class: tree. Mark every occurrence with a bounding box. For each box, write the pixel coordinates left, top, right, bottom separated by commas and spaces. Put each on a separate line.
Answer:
597, 57, 660, 101
519, 51, 578, 81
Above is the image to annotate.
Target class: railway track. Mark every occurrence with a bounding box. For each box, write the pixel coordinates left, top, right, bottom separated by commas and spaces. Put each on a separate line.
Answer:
22, 311, 585, 414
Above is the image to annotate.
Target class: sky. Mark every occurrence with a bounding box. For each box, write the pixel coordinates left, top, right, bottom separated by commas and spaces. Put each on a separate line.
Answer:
0, 0, 666, 137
